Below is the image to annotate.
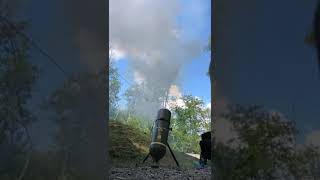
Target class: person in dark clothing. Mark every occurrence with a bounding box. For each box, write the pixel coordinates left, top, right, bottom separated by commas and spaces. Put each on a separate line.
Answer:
199, 131, 211, 167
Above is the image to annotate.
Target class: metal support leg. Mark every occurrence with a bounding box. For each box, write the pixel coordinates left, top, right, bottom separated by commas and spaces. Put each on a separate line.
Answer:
167, 143, 180, 167
142, 153, 150, 164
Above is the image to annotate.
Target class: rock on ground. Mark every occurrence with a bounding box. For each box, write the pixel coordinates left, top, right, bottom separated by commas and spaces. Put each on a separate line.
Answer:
109, 166, 211, 180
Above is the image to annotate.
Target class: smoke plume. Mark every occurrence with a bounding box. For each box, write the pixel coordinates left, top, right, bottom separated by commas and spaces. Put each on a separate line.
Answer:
110, 0, 208, 119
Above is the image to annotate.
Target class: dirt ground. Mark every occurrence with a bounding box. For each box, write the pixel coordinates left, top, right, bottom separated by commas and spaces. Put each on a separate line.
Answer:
109, 166, 211, 180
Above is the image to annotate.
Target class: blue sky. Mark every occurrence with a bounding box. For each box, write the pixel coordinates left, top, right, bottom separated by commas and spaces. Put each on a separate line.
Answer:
112, 0, 211, 108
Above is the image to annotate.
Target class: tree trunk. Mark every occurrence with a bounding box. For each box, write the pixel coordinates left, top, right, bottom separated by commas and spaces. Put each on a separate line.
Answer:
314, 0, 320, 75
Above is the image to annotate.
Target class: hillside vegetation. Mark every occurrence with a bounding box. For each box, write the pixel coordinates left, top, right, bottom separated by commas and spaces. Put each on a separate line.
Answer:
109, 121, 202, 168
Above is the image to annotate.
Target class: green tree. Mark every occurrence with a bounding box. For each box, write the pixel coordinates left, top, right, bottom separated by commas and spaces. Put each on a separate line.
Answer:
109, 58, 121, 117
213, 104, 320, 179
122, 83, 154, 131
169, 95, 210, 153
300, 144, 320, 179
0, 13, 39, 180
42, 70, 107, 180
123, 81, 165, 121
124, 84, 141, 118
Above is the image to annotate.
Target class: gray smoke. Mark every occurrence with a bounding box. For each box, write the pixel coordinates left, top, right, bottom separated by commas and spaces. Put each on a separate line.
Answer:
110, 0, 207, 119
54, 0, 108, 72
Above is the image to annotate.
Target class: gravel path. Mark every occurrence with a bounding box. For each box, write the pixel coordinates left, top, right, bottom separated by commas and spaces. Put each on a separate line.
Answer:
109, 166, 211, 180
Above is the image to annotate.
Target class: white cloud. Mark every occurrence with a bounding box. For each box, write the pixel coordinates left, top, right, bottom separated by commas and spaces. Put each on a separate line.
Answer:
206, 102, 211, 109
109, 47, 126, 61
175, 98, 186, 107
133, 71, 145, 84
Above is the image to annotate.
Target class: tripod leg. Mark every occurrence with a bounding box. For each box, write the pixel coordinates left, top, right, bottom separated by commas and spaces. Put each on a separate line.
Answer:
142, 153, 150, 164
167, 143, 180, 167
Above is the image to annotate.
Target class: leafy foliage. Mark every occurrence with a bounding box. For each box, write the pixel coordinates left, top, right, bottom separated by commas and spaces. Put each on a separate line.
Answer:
169, 95, 210, 154
0, 15, 38, 179
109, 61, 121, 117
214, 104, 320, 179
42, 70, 107, 179
124, 84, 143, 117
